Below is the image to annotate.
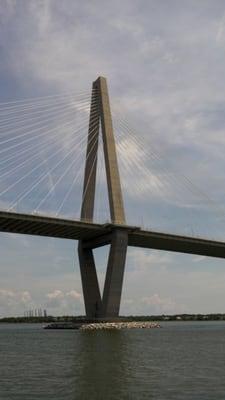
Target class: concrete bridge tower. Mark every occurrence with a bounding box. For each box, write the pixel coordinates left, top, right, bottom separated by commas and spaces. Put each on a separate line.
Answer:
78, 76, 128, 319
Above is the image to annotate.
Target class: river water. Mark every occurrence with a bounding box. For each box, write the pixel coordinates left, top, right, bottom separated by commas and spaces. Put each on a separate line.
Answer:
0, 321, 225, 399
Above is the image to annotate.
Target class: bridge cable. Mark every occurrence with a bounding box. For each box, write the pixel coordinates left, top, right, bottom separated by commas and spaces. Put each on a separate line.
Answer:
112, 109, 224, 234
6, 118, 100, 211
0, 106, 99, 157
0, 97, 98, 131
56, 129, 101, 217
0, 110, 99, 171
0, 89, 95, 107
35, 128, 100, 213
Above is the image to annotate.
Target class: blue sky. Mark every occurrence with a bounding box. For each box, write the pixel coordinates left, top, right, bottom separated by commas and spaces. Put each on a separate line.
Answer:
1, 0, 225, 316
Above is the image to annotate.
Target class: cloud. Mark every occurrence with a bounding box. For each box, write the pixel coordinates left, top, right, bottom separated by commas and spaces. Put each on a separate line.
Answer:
141, 293, 180, 314
0, 287, 83, 317
66, 290, 82, 300
46, 289, 64, 301
216, 14, 225, 44
46, 289, 82, 314
121, 293, 185, 315
121, 293, 187, 315
117, 136, 164, 199
127, 248, 172, 273
0, 289, 34, 317
192, 255, 207, 263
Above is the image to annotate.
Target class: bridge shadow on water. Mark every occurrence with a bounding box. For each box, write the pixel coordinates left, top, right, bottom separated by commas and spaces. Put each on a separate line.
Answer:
70, 331, 131, 399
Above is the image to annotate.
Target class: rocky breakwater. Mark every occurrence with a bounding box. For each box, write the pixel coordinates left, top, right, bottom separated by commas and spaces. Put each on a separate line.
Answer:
80, 321, 160, 330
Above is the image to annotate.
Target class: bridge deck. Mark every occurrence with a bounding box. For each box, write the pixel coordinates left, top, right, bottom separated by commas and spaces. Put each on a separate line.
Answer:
0, 211, 107, 241
0, 211, 225, 259
129, 229, 225, 259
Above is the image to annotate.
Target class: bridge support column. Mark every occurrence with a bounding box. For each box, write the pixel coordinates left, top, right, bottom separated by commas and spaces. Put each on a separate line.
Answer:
78, 242, 102, 318
101, 229, 128, 318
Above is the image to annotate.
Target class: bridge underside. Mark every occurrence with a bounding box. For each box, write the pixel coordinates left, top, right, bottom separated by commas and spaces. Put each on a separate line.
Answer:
0, 211, 225, 259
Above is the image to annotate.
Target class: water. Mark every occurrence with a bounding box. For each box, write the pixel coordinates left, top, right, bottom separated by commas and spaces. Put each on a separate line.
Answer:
0, 321, 225, 399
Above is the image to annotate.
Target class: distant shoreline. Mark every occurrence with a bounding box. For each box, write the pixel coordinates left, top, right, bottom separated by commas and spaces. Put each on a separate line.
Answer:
1, 314, 225, 323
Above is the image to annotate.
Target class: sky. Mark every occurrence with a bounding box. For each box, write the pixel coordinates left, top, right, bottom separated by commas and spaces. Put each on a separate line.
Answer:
1, 0, 225, 316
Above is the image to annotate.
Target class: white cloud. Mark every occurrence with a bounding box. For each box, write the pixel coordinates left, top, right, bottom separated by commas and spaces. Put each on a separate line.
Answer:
0, 289, 34, 317
117, 136, 164, 198
141, 293, 180, 314
0, 287, 83, 317
46, 288, 82, 314
46, 289, 64, 300
192, 255, 207, 263
66, 290, 82, 300
127, 248, 172, 272
216, 14, 225, 44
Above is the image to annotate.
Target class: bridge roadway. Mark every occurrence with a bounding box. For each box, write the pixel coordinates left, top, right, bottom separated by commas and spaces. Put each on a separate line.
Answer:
0, 210, 225, 259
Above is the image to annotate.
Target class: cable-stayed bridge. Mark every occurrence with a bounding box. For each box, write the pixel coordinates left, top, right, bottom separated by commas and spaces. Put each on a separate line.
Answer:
1, 76, 225, 319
